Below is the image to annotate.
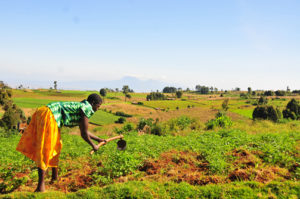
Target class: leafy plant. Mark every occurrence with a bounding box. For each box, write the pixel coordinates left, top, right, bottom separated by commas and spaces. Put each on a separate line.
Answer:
115, 117, 126, 124
253, 106, 281, 122
282, 99, 300, 120
206, 111, 233, 130
115, 111, 132, 118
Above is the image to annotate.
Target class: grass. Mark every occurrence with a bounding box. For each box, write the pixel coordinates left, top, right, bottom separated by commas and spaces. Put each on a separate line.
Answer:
1, 128, 299, 197
89, 110, 120, 125
230, 109, 253, 119
12, 98, 63, 108
3, 181, 299, 199
1, 90, 300, 198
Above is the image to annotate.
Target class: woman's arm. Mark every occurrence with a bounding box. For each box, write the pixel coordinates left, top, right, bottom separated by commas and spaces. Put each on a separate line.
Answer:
88, 132, 106, 142
79, 111, 99, 151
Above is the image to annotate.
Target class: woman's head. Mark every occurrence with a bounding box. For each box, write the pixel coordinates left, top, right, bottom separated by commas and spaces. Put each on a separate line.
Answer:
87, 93, 102, 111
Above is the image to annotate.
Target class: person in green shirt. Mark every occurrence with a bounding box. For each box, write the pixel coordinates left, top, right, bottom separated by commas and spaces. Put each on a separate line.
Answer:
17, 93, 104, 192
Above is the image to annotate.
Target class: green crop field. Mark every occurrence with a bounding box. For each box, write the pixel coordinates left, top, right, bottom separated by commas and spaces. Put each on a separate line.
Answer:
12, 98, 63, 108
89, 110, 120, 125
1, 129, 299, 198
1, 89, 300, 198
230, 108, 254, 119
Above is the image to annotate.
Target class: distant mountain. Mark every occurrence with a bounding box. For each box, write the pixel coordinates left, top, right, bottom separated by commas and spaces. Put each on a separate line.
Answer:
60, 76, 180, 92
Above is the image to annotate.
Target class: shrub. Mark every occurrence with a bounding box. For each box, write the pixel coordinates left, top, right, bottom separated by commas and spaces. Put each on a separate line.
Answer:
264, 90, 275, 96
115, 117, 126, 124
175, 91, 183, 98
252, 106, 281, 122
206, 111, 233, 130
123, 123, 134, 132
150, 125, 163, 136
168, 116, 192, 131
113, 123, 134, 134
146, 92, 166, 101
282, 99, 300, 120
222, 99, 229, 111
257, 96, 268, 105
115, 111, 132, 118
275, 90, 286, 96
137, 118, 154, 130
240, 93, 250, 99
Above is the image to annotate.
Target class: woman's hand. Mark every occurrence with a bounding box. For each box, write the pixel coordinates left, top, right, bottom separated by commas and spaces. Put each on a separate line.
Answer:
99, 139, 107, 145
92, 144, 100, 152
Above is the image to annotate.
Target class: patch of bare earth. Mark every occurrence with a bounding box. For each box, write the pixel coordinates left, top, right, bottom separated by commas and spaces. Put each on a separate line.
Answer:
50, 158, 97, 192
228, 149, 291, 183
138, 149, 292, 186
139, 150, 227, 185
101, 103, 152, 116
14, 158, 97, 193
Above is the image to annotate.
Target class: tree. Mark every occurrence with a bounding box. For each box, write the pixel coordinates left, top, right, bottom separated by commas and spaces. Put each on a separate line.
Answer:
146, 92, 166, 101
99, 88, 107, 103
247, 87, 252, 95
222, 99, 229, 111
122, 85, 129, 102
175, 91, 183, 98
258, 96, 268, 105
253, 106, 281, 122
195, 85, 210, 94
275, 90, 286, 96
126, 94, 131, 100
163, 87, 177, 93
282, 99, 300, 120
264, 90, 274, 96
54, 81, 57, 90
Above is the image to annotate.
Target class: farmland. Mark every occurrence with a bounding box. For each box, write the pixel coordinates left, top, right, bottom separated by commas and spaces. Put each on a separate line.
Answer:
0, 89, 300, 198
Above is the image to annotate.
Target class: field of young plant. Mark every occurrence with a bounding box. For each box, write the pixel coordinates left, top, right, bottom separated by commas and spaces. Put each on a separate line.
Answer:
0, 89, 299, 198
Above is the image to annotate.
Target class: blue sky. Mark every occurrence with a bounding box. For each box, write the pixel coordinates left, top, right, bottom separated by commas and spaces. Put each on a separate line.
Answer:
0, 0, 299, 91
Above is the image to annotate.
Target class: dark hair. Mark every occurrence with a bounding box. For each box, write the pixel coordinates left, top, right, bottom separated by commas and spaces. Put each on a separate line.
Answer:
87, 93, 102, 105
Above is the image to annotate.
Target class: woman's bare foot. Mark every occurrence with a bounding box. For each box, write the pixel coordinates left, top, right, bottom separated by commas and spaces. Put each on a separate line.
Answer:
49, 177, 59, 185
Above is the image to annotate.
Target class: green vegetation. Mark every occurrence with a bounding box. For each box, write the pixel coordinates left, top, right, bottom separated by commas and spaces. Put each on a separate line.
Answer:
2, 181, 299, 199
89, 110, 120, 125
1, 88, 300, 198
206, 111, 233, 130
253, 106, 282, 122
283, 99, 300, 120
13, 98, 61, 108
230, 109, 253, 118
1, 128, 299, 197
146, 92, 166, 101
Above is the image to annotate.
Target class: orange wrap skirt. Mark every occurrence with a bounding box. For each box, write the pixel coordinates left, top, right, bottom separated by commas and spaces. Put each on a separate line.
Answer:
16, 106, 62, 170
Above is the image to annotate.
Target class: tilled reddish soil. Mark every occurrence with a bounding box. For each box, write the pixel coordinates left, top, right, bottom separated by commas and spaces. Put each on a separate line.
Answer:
139, 150, 227, 185
9, 149, 294, 193
139, 149, 292, 185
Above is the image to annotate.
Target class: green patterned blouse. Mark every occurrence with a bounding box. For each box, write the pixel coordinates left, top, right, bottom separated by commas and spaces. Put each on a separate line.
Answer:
47, 100, 94, 128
